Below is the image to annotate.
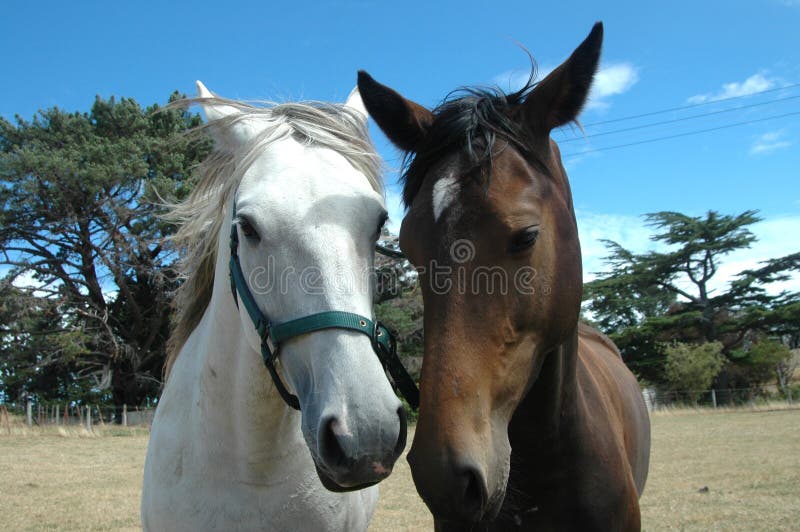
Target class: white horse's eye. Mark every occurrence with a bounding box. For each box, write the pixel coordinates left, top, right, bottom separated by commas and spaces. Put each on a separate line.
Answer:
239, 219, 260, 241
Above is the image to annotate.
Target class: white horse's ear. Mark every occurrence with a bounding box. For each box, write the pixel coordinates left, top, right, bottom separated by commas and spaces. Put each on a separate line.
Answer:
196, 80, 257, 150
344, 87, 368, 121
196, 80, 242, 123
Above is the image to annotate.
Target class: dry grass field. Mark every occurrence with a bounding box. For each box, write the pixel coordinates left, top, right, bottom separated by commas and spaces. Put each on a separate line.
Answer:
0, 425, 148, 531
1, 408, 798, 531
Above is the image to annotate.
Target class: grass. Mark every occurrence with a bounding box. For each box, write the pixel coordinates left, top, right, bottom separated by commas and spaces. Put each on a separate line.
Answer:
368, 437, 432, 531
0, 425, 147, 531
640, 408, 800, 531
1, 408, 798, 531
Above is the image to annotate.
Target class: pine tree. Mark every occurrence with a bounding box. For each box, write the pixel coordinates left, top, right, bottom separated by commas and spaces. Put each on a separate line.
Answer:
0, 93, 210, 409
584, 210, 799, 385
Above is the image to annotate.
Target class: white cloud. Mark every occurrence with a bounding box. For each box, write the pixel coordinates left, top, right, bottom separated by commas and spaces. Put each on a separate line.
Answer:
586, 63, 640, 111
687, 73, 775, 104
4, 267, 118, 300
750, 130, 792, 155
11, 270, 35, 287
720, 216, 800, 294
7, 269, 53, 298
492, 62, 638, 110
576, 210, 657, 281
577, 210, 800, 294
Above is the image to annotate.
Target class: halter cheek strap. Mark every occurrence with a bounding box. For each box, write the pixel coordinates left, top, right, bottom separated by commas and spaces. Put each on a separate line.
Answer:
228, 203, 419, 411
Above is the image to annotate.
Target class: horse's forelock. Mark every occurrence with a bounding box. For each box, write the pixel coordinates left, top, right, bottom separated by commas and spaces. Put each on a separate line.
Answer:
400, 74, 545, 208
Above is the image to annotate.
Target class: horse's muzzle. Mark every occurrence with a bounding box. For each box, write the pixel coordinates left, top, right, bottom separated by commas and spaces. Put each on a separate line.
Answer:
407, 447, 493, 523
313, 405, 407, 491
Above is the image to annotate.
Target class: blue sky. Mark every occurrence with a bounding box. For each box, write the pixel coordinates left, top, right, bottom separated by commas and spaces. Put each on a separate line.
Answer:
2, 0, 798, 292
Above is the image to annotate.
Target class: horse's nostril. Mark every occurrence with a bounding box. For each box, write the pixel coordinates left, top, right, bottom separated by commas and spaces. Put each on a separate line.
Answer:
459, 464, 488, 519
319, 416, 348, 469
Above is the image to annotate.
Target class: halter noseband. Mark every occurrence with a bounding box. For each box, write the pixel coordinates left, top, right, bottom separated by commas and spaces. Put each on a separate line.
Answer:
228, 203, 419, 411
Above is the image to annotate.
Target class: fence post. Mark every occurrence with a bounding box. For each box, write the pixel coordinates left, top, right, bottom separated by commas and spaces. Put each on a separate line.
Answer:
711, 389, 717, 409
26, 399, 32, 427
122, 404, 128, 427
85, 405, 92, 432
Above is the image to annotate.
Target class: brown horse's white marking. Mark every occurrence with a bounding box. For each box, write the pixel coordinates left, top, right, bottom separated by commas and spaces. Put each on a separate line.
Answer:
432, 174, 460, 223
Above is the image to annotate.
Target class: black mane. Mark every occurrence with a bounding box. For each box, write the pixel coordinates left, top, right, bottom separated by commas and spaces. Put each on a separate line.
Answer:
401, 75, 539, 207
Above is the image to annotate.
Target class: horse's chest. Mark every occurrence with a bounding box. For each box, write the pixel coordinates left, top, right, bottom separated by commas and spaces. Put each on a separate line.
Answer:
511, 484, 636, 530
497, 449, 636, 531
147, 478, 374, 531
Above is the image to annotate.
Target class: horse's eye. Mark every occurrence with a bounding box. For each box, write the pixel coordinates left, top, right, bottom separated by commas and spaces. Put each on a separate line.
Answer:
508, 226, 539, 254
239, 218, 260, 241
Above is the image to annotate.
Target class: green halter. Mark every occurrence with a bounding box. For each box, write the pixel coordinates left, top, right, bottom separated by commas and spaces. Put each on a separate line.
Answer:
228, 203, 419, 411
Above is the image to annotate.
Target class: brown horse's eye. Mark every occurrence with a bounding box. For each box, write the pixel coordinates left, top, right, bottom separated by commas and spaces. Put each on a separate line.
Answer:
508, 226, 539, 254
239, 218, 260, 241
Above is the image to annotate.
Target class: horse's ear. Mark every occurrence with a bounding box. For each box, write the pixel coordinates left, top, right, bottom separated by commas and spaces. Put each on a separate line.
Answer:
521, 22, 603, 135
357, 71, 433, 152
343, 87, 368, 122
196, 80, 256, 151
196, 80, 242, 123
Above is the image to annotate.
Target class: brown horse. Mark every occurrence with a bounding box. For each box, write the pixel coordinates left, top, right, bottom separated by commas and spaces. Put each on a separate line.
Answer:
357, 23, 650, 530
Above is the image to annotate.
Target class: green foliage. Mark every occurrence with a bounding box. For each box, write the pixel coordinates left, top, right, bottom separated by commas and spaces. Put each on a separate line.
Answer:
729, 338, 793, 389
664, 341, 725, 401
0, 93, 210, 406
584, 209, 800, 386
783, 383, 800, 401
398, 395, 419, 422
373, 260, 424, 410
375, 288, 424, 361
741, 338, 792, 368
0, 280, 93, 402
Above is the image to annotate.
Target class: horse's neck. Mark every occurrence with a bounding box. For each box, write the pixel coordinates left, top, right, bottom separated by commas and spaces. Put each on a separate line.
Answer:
501, 327, 583, 521
512, 327, 581, 440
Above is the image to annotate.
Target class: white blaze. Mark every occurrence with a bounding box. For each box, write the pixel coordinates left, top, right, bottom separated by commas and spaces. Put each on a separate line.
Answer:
432, 175, 459, 222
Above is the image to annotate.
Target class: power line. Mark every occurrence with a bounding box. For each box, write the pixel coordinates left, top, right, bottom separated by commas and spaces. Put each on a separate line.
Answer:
563, 110, 800, 159
568, 82, 800, 129
557, 94, 800, 144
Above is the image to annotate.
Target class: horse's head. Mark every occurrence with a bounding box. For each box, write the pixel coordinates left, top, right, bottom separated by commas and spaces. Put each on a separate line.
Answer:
358, 23, 602, 522
197, 83, 406, 491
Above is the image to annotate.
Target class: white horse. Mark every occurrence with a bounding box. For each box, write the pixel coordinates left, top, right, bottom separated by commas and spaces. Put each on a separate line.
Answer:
141, 81, 406, 531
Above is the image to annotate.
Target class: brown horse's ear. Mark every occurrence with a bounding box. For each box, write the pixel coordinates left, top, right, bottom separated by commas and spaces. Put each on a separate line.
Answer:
522, 22, 603, 135
357, 71, 434, 152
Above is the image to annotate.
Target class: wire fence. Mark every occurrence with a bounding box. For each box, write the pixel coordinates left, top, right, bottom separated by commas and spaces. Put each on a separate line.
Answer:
1, 402, 156, 431
0, 386, 794, 433
642, 386, 795, 411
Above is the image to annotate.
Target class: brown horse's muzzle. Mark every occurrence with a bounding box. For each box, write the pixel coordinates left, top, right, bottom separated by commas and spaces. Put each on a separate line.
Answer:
408, 417, 510, 524
408, 446, 489, 522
